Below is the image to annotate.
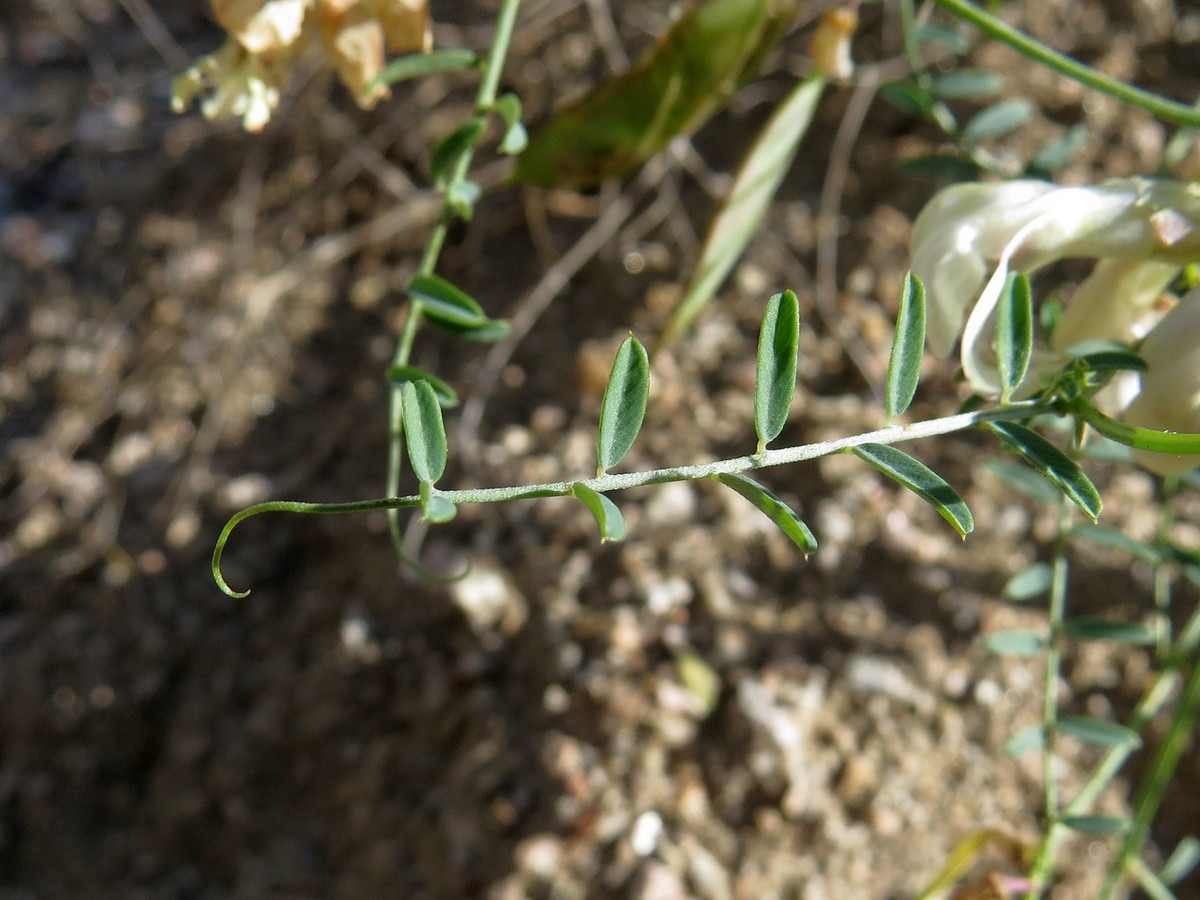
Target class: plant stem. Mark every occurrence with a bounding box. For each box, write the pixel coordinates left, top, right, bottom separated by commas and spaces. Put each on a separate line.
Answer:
384, 0, 524, 553
214, 400, 1056, 597
1024, 495, 1073, 899
1101, 653, 1200, 898
932, 0, 1200, 129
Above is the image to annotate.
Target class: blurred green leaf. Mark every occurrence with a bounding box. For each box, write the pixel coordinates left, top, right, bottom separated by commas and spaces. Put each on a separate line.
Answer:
852, 443, 974, 536
408, 274, 486, 328
754, 289, 801, 450
984, 421, 1101, 521
386, 365, 459, 408
885, 272, 926, 419
899, 154, 982, 181
492, 92, 528, 155
408, 274, 509, 340
1003, 562, 1052, 601
716, 473, 818, 556
1161, 836, 1200, 886
658, 76, 823, 348
984, 458, 1061, 503
571, 483, 627, 542
1028, 124, 1088, 177
962, 98, 1033, 143
1062, 815, 1131, 836
447, 179, 482, 220
597, 336, 650, 474
1057, 715, 1142, 749
1071, 523, 1161, 563
402, 380, 449, 485
986, 629, 1044, 656
914, 23, 971, 54
1005, 725, 1045, 756
881, 78, 935, 116
514, 0, 801, 187
930, 68, 1004, 99
431, 117, 485, 186
1061, 616, 1156, 645
372, 48, 480, 89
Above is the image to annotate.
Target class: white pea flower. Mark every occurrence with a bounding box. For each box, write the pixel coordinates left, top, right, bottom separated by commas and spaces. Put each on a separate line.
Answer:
1122, 287, 1200, 475
909, 176, 1200, 474
172, 0, 431, 131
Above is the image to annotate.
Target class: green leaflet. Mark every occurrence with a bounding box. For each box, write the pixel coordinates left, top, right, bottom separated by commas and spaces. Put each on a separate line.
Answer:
1057, 715, 1142, 749
657, 74, 823, 348
753, 290, 801, 451
1070, 523, 1161, 563
371, 48, 480, 90
985, 629, 1044, 656
401, 380, 448, 485
1002, 562, 1052, 602
513, 0, 801, 188
386, 365, 459, 408
571, 483, 626, 542
961, 98, 1033, 143
407, 274, 510, 341
994, 273, 1032, 402
885, 271, 926, 419
716, 472, 818, 556
1005, 725, 1045, 756
1061, 616, 1156, 645
596, 336, 650, 475
984, 421, 1101, 521
1062, 816, 1131, 836
852, 443, 974, 537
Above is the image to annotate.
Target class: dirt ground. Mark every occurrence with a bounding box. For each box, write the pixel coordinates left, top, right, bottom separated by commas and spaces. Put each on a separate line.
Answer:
3, 0, 1200, 897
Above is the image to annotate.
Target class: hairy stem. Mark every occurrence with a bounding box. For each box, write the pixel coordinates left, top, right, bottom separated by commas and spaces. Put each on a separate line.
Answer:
215, 400, 1056, 597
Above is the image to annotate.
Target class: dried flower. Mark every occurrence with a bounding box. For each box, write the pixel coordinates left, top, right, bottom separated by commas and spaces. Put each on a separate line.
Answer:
172, 0, 431, 131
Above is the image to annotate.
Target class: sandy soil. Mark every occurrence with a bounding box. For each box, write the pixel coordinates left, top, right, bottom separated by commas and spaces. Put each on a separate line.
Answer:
2, 1, 1199, 897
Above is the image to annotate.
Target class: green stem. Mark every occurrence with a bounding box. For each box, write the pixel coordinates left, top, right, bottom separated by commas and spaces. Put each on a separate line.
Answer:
385, 0, 524, 554
1101, 654, 1200, 898
1024, 496, 1073, 899
932, 0, 1200, 129
215, 400, 1055, 597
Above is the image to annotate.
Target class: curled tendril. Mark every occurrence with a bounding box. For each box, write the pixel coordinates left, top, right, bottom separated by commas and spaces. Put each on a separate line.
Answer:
212, 497, 422, 598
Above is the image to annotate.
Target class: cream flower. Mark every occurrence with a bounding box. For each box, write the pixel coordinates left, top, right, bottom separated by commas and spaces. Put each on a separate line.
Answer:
1123, 287, 1200, 475
172, 0, 431, 131
911, 178, 1200, 363
909, 177, 1200, 475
